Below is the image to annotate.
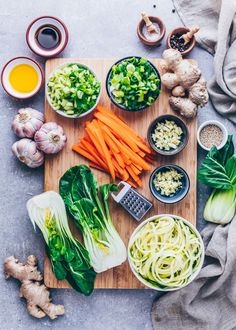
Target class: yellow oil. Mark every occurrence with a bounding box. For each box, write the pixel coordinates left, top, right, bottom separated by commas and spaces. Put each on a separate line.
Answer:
9, 64, 39, 93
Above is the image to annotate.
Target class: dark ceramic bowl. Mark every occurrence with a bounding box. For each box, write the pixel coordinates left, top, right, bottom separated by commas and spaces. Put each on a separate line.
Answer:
137, 16, 166, 46
148, 114, 189, 156
167, 27, 196, 55
106, 56, 161, 112
149, 164, 190, 204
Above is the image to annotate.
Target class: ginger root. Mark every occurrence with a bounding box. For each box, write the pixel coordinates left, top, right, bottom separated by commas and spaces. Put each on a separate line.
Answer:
161, 49, 208, 118
170, 97, 198, 118
172, 86, 185, 97
4, 255, 65, 320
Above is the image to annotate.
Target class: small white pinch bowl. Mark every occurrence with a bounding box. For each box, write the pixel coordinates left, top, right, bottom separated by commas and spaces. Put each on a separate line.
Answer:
1, 56, 44, 99
197, 120, 228, 151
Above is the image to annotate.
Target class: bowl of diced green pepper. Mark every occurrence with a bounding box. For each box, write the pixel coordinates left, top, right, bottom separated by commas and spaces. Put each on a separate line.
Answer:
46, 63, 101, 118
106, 56, 161, 112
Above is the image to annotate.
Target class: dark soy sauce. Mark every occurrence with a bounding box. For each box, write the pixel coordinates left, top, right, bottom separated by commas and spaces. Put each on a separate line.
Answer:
35, 25, 61, 50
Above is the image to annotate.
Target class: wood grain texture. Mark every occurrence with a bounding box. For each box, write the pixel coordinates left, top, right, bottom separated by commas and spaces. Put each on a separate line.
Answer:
44, 58, 197, 289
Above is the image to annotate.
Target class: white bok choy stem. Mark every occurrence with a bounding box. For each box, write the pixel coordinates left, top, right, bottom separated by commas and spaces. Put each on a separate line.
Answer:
26, 191, 96, 296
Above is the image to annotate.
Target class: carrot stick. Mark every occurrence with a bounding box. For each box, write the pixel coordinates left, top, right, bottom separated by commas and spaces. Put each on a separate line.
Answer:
91, 124, 115, 181
95, 111, 151, 154
112, 157, 124, 177
138, 150, 146, 158
122, 169, 130, 181
94, 112, 140, 153
89, 162, 124, 182
130, 163, 141, 175
98, 124, 131, 165
112, 151, 125, 168
89, 162, 107, 173
102, 130, 120, 154
126, 165, 141, 182
145, 156, 157, 165
79, 139, 108, 169
120, 152, 132, 165
133, 163, 142, 171
89, 162, 137, 187
72, 145, 99, 164
96, 105, 142, 139
117, 141, 150, 170
85, 124, 104, 156
99, 126, 140, 169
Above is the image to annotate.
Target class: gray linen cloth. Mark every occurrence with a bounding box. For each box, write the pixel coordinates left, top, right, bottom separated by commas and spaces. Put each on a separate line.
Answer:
172, 0, 236, 123
152, 215, 236, 330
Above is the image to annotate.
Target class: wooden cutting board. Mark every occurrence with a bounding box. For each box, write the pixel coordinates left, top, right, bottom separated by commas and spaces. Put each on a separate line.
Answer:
44, 58, 197, 289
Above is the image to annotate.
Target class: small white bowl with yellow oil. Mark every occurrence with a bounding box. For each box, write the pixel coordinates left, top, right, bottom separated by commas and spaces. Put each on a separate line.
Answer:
1, 57, 44, 99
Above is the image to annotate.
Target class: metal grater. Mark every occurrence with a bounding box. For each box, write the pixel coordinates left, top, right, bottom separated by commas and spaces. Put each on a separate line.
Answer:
111, 181, 153, 221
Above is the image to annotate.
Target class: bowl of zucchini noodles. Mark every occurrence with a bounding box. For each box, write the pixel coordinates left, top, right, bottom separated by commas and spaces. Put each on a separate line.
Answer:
128, 214, 204, 291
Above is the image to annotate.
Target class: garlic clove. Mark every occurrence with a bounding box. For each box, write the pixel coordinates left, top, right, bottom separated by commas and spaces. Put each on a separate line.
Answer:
12, 138, 44, 168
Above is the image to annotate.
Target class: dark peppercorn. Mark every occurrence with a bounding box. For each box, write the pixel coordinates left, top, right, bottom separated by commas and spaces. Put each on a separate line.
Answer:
170, 33, 190, 52
172, 9, 175, 13
153, 4, 156, 8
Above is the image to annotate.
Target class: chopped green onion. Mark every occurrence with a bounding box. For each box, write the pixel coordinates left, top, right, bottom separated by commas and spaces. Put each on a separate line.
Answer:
109, 57, 160, 111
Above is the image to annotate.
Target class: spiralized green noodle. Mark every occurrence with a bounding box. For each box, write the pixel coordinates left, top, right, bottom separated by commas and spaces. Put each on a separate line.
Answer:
129, 216, 202, 289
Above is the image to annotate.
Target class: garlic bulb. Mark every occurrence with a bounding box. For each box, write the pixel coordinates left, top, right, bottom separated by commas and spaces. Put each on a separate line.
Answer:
34, 122, 67, 154
12, 108, 45, 138
12, 139, 45, 168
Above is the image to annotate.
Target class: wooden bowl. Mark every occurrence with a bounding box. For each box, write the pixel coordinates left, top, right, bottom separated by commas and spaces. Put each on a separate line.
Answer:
167, 27, 196, 55
137, 16, 166, 46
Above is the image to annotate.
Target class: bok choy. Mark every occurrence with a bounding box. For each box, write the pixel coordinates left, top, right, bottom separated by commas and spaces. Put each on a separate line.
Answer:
198, 135, 236, 224
27, 191, 96, 295
59, 165, 127, 273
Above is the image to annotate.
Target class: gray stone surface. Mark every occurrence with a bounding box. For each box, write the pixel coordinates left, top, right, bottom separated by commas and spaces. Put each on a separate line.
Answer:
0, 0, 235, 329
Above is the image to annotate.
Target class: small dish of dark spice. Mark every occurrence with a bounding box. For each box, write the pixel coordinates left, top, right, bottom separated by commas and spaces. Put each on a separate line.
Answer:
197, 120, 228, 151
167, 26, 199, 55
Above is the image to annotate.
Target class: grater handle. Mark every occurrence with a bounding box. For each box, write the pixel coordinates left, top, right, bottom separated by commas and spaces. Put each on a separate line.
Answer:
111, 181, 131, 203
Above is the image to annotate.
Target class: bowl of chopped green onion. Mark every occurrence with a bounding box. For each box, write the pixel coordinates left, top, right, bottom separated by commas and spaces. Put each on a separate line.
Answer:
106, 56, 161, 111
148, 114, 189, 156
46, 63, 101, 118
128, 214, 204, 291
149, 164, 190, 204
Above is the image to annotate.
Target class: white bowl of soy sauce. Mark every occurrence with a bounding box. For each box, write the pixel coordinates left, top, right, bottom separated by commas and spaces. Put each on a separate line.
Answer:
26, 16, 69, 58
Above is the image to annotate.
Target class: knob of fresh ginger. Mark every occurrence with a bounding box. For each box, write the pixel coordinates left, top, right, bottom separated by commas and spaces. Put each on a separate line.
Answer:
182, 26, 200, 44
141, 12, 157, 33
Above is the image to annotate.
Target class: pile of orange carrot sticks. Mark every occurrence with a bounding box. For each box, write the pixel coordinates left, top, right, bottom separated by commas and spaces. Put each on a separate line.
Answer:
72, 105, 155, 187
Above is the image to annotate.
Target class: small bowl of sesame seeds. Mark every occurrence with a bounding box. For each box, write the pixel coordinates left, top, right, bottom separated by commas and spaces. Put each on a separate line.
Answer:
197, 120, 228, 151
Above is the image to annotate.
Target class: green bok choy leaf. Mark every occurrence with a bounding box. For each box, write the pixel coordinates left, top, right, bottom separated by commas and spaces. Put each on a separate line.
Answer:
59, 165, 127, 273
27, 191, 96, 295
198, 135, 236, 224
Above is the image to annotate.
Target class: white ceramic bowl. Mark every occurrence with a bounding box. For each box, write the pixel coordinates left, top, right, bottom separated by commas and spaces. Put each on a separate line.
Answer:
1, 56, 44, 99
197, 120, 228, 151
128, 214, 205, 291
26, 16, 69, 58
46, 62, 102, 119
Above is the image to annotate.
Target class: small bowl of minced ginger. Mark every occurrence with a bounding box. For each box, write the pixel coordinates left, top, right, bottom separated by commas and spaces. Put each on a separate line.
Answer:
148, 114, 189, 156
197, 120, 228, 151
149, 164, 190, 204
